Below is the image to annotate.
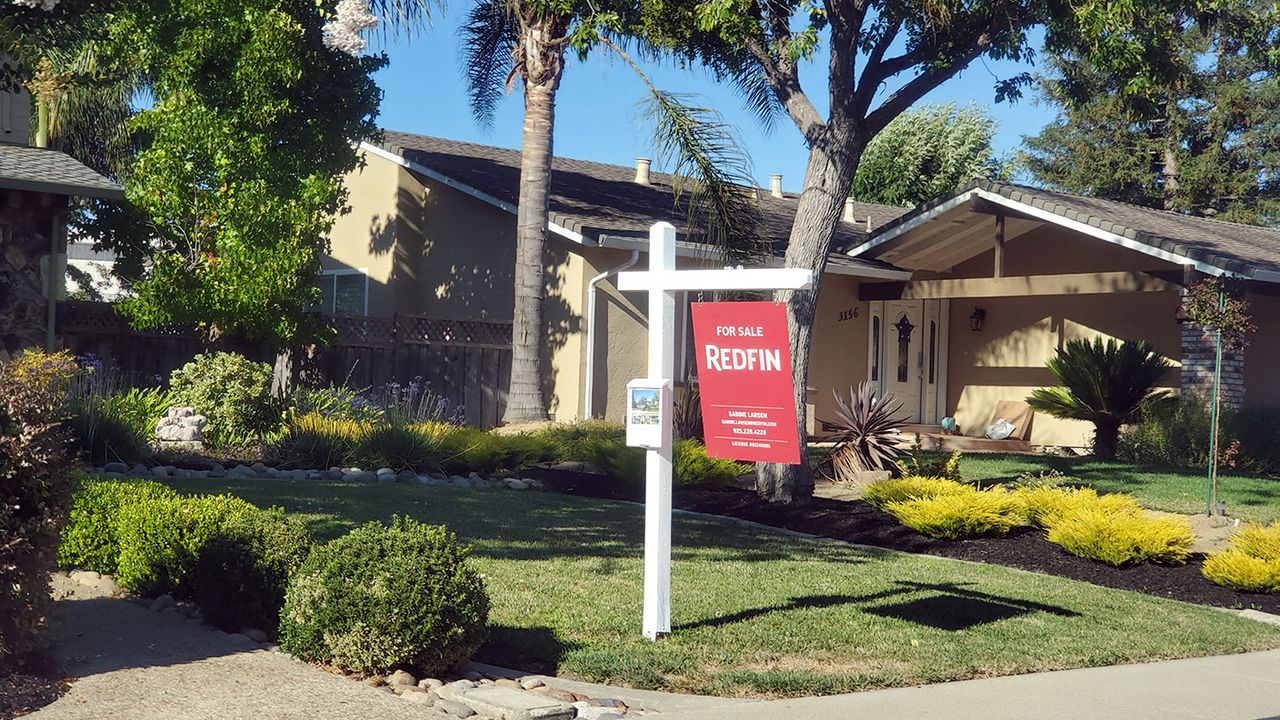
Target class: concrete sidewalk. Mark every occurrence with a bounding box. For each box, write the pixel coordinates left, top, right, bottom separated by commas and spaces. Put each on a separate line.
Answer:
664, 650, 1280, 720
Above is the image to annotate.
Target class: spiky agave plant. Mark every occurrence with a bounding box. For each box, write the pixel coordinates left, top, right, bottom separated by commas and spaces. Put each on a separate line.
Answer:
826, 381, 910, 480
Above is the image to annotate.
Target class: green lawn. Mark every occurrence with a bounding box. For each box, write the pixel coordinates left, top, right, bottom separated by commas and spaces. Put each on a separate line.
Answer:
164, 478, 1280, 697
954, 453, 1280, 523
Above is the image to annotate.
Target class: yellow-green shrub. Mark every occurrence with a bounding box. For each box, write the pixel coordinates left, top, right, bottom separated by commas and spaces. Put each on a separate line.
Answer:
884, 487, 1023, 539
1014, 486, 1143, 528
1202, 550, 1280, 593
1045, 510, 1193, 566
862, 476, 967, 509
1202, 522, 1280, 593
1230, 523, 1280, 562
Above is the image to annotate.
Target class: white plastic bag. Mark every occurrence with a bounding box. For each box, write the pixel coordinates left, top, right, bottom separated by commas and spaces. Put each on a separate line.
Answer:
986, 418, 1016, 440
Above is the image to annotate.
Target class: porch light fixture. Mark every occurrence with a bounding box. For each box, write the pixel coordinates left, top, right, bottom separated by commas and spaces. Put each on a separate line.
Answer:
969, 307, 986, 332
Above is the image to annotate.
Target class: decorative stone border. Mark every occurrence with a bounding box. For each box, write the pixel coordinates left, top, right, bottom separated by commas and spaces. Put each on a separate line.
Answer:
88, 461, 545, 492
56, 569, 655, 719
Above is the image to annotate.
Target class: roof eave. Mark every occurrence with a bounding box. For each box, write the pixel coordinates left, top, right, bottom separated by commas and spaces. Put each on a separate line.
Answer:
0, 177, 124, 202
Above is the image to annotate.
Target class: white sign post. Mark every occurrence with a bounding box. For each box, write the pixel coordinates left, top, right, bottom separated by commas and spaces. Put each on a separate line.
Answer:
618, 222, 814, 640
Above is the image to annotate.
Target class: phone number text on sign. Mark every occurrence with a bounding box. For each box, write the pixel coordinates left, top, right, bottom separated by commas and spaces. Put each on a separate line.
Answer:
690, 301, 801, 464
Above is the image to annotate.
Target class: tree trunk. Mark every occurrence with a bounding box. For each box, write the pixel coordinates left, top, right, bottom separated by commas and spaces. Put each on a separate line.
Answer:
501, 17, 566, 425
1093, 416, 1122, 459
756, 129, 862, 503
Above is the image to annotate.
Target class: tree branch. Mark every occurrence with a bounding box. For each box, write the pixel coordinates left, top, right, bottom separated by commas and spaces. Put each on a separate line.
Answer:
744, 35, 825, 140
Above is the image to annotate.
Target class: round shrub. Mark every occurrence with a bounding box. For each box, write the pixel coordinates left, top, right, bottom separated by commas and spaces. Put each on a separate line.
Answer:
1044, 510, 1193, 566
674, 439, 751, 487
169, 353, 282, 442
115, 493, 259, 596
279, 516, 489, 676
885, 487, 1023, 539
59, 478, 178, 574
191, 508, 313, 635
862, 476, 967, 509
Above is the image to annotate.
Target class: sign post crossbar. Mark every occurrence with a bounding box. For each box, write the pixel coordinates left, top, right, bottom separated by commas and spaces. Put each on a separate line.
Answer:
618, 222, 814, 641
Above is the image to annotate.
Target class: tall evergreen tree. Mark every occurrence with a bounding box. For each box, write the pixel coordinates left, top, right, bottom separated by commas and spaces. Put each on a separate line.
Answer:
1021, 1, 1280, 226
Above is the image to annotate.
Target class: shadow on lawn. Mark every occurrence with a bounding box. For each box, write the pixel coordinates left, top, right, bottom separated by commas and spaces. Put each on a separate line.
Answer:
475, 624, 576, 676
676, 581, 1080, 633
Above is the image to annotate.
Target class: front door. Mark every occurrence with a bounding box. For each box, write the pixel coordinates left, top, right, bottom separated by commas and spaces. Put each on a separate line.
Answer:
867, 299, 949, 424
884, 300, 924, 421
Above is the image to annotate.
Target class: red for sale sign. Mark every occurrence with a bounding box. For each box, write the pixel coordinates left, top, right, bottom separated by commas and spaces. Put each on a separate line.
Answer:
690, 301, 801, 464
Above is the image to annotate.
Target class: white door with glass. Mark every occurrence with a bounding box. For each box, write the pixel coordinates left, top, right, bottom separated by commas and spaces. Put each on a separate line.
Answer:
867, 299, 949, 424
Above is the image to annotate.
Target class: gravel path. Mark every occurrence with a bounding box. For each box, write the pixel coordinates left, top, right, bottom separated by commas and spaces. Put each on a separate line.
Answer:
30, 575, 450, 720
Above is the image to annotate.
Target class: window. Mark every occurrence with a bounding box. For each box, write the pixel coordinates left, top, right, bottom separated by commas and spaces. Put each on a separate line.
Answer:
871, 316, 881, 382
928, 321, 937, 384
317, 270, 368, 316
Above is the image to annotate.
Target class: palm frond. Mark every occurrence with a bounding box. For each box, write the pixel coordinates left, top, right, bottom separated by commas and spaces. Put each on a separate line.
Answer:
1029, 337, 1172, 424
367, 0, 438, 37
459, 0, 519, 131
601, 38, 763, 262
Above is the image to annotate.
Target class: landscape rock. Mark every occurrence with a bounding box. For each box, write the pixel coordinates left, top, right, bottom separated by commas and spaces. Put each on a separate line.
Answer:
450, 476, 472, 488
518, 678, 544, 691
251, 462, 268, 473
419, 678, 445, 691
460, 686, 575, 720
151, 466, 170, 478
387, 670, 417, 687
504, 479, 529, 491
149, 594, 175, 612
529, 687, 578, 704
320, 470, 344, 482
132, 463, 149, 475
352, 471, 378, 483
403, 690, 435, 705
435, 699, 477, 718
104, 462, 128, 474
573, 703, 624, 720
397, 469, 418, 483
156, 407, 208, 444
91, 575, 122, 595
436, 680, 478, 701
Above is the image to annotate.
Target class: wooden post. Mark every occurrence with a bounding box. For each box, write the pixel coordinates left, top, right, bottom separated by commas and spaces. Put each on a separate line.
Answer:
993, 213, 1005, 279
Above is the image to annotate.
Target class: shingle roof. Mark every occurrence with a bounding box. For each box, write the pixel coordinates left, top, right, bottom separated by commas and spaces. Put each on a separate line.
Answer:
870, 179, 1280, 280
375, 131, 909, 262
0, 144, 123, 200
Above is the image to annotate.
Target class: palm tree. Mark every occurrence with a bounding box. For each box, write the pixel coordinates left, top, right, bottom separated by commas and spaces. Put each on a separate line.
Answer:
463, 0, 768, 424
1027, 337, 1172, 459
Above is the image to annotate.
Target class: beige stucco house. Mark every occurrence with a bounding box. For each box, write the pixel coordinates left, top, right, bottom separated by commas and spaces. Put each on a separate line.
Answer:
328, 131, 1280, 447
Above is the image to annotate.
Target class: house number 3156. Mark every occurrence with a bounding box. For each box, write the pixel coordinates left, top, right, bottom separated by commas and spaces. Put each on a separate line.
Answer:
838, 308, 859, 322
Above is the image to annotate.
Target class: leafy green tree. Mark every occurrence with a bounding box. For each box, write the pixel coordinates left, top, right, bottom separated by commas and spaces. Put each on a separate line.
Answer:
851, 103, 1003, 207
91, 0, 388, 347
639, 0, 1202, 503
1021, 1, 1280, 226
1028, 338, 1172, 459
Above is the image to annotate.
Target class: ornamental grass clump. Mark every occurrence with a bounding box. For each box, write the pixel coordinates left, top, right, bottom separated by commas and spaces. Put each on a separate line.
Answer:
279, 516, 489, 676
1044, 510, 1194, 567
1203, 523, 1280, 593
885, 487, 1023, 539
862, 476, 967, 509
1014, 485, 1143, 529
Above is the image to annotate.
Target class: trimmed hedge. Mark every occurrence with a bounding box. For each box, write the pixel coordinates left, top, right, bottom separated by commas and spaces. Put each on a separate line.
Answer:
191, 507, 313, 634
279, 516, 489, 675
115, 493, 261, 596
59, 478, 178, 574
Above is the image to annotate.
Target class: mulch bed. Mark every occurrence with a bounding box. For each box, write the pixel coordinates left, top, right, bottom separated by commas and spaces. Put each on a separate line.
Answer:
0, 671, 68, 718
671, 487, 1280, 615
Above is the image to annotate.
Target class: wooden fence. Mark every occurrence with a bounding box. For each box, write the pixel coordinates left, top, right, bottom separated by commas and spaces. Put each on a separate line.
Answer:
56, 301, 513, 429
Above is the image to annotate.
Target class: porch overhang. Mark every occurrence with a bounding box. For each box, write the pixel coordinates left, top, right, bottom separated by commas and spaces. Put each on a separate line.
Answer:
846, 184, 1275, 281
859, 271, 1180, 301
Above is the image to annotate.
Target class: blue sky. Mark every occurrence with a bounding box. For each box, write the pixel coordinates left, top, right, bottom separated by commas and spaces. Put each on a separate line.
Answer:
372, 15, 1052, 191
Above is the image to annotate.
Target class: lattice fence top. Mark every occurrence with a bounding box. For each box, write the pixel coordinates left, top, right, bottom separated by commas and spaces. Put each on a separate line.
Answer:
58, 300, 196, 338
331, 313, 511, 348
59, 302, 513, 350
